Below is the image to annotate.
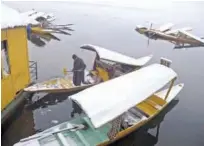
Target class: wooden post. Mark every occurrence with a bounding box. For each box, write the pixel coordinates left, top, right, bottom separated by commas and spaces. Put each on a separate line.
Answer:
164, 77, 176, 100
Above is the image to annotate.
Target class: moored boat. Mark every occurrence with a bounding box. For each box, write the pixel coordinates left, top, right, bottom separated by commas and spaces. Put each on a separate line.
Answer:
24, 44, 152, 93
23, 70, 93, 93
14, 63, 184, 146
80, 44, 153, 80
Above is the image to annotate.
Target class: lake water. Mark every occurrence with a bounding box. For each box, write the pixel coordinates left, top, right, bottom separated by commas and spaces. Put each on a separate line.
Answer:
2, 1, 204, 146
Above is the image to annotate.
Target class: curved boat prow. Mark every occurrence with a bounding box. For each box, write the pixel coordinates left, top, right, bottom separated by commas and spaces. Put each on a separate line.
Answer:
155, 83, 184, 102
80, 44, 153, 67
134, 54, 153, 66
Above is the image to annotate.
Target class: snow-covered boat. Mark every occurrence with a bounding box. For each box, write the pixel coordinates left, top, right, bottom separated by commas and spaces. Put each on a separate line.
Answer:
14, 64, 184, 146
24, 44, 152, 93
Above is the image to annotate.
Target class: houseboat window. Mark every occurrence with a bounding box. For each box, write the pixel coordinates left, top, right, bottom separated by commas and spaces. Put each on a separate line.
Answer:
1, 40, 10, 77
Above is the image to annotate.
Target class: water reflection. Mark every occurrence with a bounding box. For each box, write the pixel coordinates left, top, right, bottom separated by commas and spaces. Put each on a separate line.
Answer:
25, 90, 80, 110
174, 45, 204, 49
27, 32, 63, 47
111, 99, 179, 146
27, 23, 74, 47
1, 100, 35, 146
26, 93, 179, 146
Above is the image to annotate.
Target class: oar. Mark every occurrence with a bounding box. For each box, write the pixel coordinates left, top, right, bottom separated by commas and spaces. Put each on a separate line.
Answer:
62, 68, 84, 76
64, 27, 74, 31
63, 68, 72, 76
54, 24, 74, 26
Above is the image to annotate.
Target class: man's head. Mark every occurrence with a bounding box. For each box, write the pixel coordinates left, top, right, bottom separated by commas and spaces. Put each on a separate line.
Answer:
72, 54, 77, 60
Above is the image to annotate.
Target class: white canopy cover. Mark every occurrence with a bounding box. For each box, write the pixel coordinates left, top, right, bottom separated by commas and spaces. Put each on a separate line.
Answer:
70, 64, 177, 128
80, 44, 153, 67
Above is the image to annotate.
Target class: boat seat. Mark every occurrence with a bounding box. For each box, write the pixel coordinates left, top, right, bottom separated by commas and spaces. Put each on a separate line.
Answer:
145, 99, 162, 110
129, 107, 149, 118
131, 108, 148, 119
136, 100, 160, 116
123, 108, 148, 127
147, 95, 166, 106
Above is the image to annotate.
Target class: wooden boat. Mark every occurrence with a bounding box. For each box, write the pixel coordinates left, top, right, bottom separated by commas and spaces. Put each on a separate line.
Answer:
21, 9, 73, 45
15, 64, 183, 146
80, 44, 153, 81
24, 45, 152, 93
80, 44, 153, 67
111, 98, 179, 146
31, 27, 71, 35
24, 70, 94, 93
28, 31, 61, 47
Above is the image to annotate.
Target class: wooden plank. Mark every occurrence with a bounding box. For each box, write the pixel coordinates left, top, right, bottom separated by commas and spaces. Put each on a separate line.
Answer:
148, 95, 166, 106
24, 84, 94, 93
145, 99, 158, 107
136, 101, 158, 116
59, 78, 73, 88
145, 99, 161, 110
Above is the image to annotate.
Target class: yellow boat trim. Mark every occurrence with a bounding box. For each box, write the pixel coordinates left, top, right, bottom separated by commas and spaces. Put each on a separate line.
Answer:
97, 94, 168, 146
136, 101, 158, 116
147, 95, 166, 106
145, 99, 161, 109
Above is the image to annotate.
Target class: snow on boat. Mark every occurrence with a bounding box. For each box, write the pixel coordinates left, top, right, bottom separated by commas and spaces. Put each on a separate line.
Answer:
81, 44, 153, 67
80, 44, 153, 81
21, 9, 73, 45
24, 70, 93, 93
20, 10, 56, 25
15, 64, 184, 146
24, 45, 152, 93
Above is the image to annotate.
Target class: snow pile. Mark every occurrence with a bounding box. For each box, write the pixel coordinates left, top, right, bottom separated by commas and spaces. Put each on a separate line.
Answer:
1, 4, 55, 29
20, 10, 43, 25
20, 10, 56, 25
1, 4, 25, 29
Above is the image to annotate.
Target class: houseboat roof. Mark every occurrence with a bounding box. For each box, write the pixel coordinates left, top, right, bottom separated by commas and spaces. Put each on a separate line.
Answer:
80, 44, 153, 67
70, 64, 177, 128
1, 4, 25, 29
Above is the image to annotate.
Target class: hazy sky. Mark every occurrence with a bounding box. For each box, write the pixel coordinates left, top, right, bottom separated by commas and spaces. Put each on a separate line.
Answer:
2, 0, 199, 9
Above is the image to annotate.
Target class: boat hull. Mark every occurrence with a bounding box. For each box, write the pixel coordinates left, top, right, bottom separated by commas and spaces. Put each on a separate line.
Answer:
14, 84, 183, 146
98, 84, 184, 146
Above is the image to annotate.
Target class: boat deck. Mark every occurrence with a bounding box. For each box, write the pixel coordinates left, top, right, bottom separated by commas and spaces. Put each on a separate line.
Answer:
63, 116, 112, 146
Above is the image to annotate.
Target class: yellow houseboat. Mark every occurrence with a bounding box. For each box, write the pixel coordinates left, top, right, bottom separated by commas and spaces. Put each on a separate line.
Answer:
1, 4, 37, 124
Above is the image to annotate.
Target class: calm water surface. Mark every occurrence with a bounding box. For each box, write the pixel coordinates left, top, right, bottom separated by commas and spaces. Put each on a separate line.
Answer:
2, 1, 204, 146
